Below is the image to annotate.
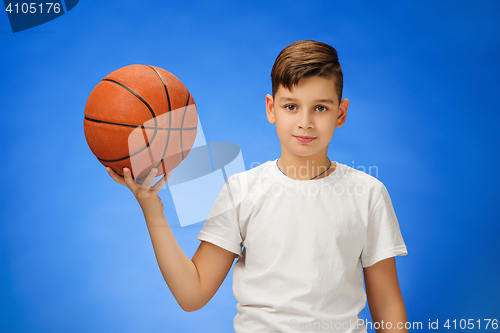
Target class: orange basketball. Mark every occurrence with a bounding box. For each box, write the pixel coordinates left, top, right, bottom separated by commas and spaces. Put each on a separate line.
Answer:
84, 64, 197, 180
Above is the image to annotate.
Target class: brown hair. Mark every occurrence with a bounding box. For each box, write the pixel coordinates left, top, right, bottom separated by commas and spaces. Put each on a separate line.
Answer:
271, 40, 343, 102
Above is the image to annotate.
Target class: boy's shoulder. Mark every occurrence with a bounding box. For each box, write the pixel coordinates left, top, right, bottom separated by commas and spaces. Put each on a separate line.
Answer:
231, 160, 272, 176
227, 160, 272, 184
337, 162, 388, 195
339, 163, 381, 183
226, 160, 387, 195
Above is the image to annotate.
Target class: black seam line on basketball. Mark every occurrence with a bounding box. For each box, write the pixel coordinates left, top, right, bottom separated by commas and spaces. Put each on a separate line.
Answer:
102, 78, 159, 144
147, 65, 173, 172
179, 92, 191, 160
142, 126, 156, 168
84, 116, 195, 131
146, 66, 172, 112
95, 78, 159, 163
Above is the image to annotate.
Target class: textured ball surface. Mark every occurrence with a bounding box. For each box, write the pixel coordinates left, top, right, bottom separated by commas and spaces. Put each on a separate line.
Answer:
84, 64, 197, 179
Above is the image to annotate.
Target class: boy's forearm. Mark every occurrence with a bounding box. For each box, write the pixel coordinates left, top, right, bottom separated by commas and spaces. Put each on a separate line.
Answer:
371, 302, 408, 332
143, 209, 202, 312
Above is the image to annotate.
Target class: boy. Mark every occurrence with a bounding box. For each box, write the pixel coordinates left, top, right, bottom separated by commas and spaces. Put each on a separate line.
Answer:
107, 40, 408, 332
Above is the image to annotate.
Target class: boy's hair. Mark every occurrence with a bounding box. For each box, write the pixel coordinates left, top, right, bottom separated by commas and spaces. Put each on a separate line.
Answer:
271, 40, 343, 102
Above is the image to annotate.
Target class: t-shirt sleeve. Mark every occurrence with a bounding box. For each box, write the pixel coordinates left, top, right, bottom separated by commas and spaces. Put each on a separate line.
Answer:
361, 184, 408, 268
197, 174, 243, 258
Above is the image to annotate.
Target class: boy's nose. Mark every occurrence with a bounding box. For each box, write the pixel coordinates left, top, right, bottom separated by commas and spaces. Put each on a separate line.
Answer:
298, 111, 314, 129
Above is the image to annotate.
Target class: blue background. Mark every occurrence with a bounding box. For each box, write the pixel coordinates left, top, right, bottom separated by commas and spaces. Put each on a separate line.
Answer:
1, 1, 499, 332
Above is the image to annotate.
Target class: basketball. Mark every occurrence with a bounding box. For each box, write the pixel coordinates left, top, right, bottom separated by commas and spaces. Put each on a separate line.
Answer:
84, 64, 198, 180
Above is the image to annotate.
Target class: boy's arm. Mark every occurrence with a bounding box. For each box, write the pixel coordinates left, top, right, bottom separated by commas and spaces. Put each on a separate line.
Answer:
107, 167, 237, 312
364, 257, 408, 332
191, 240, 239, 310
144, 208, 237, 312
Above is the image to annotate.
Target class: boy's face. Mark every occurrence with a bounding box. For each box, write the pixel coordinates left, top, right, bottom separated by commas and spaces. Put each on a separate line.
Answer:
265, 76, 348, 160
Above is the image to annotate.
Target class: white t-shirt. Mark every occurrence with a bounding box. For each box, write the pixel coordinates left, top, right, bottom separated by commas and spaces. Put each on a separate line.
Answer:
197, 159, 407, 333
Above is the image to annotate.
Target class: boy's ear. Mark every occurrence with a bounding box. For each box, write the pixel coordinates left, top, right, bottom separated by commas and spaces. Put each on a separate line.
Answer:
265, 94, 276, 124
336, 98, 349, 127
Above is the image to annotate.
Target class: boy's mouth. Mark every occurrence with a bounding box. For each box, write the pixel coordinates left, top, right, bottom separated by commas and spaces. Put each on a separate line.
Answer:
294, 135, 316, 143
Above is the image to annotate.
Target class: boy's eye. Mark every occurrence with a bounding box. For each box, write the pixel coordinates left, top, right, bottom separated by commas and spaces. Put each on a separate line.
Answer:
284, 105, 327, 112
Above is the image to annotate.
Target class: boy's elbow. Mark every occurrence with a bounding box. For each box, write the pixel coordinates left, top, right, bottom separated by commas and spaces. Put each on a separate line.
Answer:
181, 303, 204, 312
179, 298, 207, 312
178, 299, 196, 312
181, 305, 197, 312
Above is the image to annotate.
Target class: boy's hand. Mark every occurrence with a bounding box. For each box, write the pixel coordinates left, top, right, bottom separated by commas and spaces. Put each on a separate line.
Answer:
106, 167, 172, 217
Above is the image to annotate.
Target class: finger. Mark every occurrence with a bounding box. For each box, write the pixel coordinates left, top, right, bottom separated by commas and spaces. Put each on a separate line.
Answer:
122, 167, 139, 191
106, 167, 126, 186
138, 168, 158, 189
152, 171, 171, 192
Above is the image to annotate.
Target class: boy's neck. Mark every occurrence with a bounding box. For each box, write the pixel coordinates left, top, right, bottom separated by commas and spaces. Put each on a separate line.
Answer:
277, 154, 335, 180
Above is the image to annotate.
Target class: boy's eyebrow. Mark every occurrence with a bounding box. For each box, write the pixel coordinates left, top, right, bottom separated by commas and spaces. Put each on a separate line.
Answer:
279, 97, 335, 104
